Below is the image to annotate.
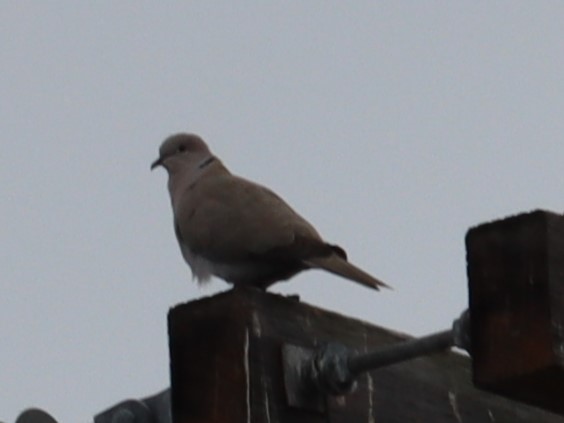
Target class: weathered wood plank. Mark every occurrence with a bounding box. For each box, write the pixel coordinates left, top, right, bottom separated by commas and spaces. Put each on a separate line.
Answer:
467, 210, 564, 414
169, 288, 564, 422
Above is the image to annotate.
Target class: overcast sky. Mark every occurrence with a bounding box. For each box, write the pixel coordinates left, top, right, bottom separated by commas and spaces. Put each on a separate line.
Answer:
2, 2, 564, 422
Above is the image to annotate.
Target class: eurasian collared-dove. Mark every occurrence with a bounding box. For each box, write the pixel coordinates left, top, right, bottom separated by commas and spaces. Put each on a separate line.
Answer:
152, 133, 389, 291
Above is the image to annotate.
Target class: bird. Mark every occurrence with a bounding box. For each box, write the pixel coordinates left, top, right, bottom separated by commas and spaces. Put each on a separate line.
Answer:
151, 133, 390, 291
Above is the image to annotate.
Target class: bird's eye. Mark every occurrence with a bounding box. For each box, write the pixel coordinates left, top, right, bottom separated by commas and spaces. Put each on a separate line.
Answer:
177, 145, 187, 153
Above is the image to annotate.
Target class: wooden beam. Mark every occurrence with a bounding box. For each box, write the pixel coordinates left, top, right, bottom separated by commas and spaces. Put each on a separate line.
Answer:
168, 288, 564, 422
466, 209, 564, 414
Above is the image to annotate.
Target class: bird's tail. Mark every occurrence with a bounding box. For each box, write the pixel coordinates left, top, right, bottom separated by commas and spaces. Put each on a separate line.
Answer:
304, 254, 391, 291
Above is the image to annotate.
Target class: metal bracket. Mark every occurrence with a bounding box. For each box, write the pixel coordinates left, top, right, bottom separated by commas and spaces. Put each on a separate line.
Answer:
282, 344, 326, 413
93, 389, 170, 423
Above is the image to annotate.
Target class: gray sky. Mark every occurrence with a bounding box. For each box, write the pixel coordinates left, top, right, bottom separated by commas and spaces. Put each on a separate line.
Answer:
2, 2, 564, 422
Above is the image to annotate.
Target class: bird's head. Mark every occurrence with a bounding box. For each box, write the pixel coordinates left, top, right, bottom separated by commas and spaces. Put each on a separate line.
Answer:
151, 133, 214, 175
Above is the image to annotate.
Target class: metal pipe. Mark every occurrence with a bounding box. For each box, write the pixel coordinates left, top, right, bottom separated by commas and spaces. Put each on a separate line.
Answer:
307, 309, 470, 396
348, 329, 454, 375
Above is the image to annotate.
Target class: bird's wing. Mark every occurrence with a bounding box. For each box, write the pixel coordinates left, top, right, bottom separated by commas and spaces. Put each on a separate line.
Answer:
175, 172, 323, 262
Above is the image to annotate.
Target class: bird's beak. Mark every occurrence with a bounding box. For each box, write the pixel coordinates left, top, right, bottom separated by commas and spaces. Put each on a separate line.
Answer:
151, 157, 163, 170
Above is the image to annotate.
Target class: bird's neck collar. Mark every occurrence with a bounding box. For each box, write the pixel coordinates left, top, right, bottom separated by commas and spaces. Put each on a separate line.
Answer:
198, 156, 216, 170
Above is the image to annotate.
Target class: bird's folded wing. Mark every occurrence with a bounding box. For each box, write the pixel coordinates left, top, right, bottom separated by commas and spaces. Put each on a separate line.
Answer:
175, 173, 322, 262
